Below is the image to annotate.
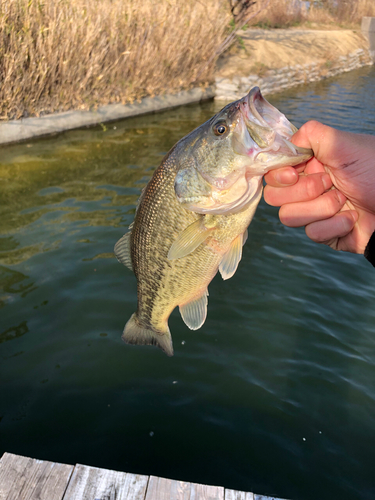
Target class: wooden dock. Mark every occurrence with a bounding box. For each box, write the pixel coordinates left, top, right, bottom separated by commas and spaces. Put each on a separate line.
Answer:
0, 452, 286, 500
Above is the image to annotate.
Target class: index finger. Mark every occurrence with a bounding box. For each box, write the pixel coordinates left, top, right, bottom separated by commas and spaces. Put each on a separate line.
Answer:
264, 156, 325, 188
264, 166, 299, 188
264, 172, 332, 206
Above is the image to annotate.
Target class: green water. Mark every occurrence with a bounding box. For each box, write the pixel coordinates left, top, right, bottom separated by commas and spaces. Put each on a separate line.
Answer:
1, 67, 375, 500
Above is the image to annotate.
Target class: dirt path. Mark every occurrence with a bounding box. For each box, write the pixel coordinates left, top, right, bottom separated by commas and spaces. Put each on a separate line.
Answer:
216, 29, 370, 78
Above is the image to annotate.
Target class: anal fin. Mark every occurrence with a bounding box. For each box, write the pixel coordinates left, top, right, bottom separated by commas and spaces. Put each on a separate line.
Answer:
179, 289, 209, 330
219, 232, 245, 281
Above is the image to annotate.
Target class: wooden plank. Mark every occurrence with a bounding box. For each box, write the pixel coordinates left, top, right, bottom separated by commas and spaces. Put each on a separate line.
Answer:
225, 489, 286, 500
0, 453, 288, 500
145, 476, 224, 500
0, 452, 73, 500
62, 463, 148, 500
254, 496, 287, 500
225, 489, 254, 500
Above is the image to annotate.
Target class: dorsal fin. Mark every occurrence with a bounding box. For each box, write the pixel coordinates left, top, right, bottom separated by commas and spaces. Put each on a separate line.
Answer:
168, 218, 214, 260
114, 231, 133, 270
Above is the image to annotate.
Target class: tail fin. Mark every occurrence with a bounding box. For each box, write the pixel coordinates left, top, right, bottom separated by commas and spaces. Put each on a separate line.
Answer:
122, 313, 174, 357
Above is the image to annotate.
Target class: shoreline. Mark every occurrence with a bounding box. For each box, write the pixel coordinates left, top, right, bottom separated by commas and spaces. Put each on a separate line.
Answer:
0, 28, 373, 147
215, 27, 373, 100
0, 87, 215, 147
215, 47, 372, 101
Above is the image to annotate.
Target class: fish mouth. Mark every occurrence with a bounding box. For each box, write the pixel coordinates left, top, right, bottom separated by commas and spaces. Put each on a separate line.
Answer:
246, 87, 298, 136
239, 87, 313, 166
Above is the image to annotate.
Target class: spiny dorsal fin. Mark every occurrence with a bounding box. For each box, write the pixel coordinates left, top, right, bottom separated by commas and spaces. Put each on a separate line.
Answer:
179, 289, 209, 330
114, 231, 133, 270
219, 231, 246, 281
168, 218, 214, 260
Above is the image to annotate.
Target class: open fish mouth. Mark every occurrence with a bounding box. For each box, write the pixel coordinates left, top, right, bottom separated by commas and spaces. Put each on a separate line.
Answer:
246, 86, 298, 137
240, 87, 312, 163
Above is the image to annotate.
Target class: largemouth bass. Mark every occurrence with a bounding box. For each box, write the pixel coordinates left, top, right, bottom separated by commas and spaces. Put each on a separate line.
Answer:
115, 88, 312, 356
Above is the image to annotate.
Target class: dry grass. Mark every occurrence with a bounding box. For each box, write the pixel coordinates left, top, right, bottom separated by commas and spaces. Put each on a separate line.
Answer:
251, 0, 375, 28
1, 0, 374, 120
0, 0, 230, 120
333, 0, 375, 22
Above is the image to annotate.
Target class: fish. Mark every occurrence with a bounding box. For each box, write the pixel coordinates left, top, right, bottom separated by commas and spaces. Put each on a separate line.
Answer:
114, 87, 312, 356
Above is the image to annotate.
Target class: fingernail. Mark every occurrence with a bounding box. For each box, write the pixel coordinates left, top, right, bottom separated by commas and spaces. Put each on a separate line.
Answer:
275, 170, 297, 186
341, 211, 358, 233
335, 190, 346, 204
349, 210, 359, 223
322, 174, 332, 190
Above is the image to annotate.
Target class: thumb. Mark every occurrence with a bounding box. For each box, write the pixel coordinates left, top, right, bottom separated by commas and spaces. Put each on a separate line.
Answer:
291, 120, 367, 171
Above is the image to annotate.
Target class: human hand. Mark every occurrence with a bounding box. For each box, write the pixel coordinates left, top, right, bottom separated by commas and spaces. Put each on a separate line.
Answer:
264, 120, 375, 254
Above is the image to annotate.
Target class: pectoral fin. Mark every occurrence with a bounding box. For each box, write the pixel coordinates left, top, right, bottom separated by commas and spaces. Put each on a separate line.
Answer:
219, 231, 246, 281
179, 289, 209, 330
168, 218, 214, 260
114, 231, 133, 270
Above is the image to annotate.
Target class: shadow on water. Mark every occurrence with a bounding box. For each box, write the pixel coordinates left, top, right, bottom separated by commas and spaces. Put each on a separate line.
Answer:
0, 66, 375, 500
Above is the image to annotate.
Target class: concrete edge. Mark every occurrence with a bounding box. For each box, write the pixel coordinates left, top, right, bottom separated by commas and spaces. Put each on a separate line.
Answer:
361, 16, 375, 60
0, 86, 215, 146
1, 21, 374, 148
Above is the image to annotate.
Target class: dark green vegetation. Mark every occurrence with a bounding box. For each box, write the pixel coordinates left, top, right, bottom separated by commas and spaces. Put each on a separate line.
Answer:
0, 67, 375, 500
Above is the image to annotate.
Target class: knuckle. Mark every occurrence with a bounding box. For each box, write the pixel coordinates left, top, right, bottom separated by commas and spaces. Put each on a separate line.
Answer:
304, 120, 319, 135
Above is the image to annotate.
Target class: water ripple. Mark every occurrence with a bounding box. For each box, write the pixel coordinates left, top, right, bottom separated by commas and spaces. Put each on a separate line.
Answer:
0, 66, 375, 500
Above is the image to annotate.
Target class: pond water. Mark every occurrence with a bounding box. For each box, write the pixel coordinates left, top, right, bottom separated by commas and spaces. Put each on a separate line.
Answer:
1, 66, 375, 500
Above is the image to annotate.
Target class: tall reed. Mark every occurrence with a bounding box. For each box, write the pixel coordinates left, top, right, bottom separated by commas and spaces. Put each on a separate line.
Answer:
0, 0, 229, 120
333, 0, 375, 22
251, 0, 375, 28
1, 0, 373, 120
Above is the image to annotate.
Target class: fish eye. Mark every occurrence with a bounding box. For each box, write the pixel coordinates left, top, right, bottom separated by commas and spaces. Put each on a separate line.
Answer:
213, 123, 228, 136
